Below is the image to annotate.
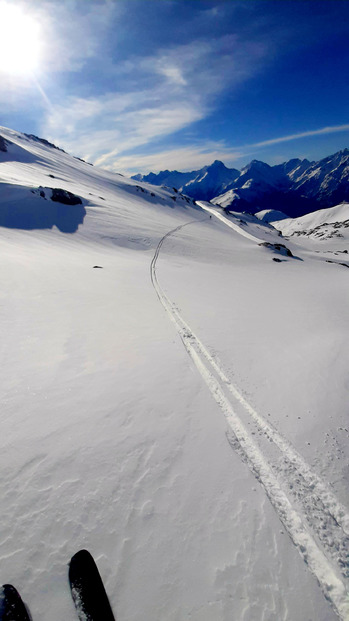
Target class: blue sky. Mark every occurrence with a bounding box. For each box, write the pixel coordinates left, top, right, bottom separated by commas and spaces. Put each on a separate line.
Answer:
1, 0, 348, 174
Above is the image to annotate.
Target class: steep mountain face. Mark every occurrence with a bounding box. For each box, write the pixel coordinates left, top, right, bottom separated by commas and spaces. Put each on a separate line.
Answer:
132, 159, 240, 201
132, 157, 309, 204
213, 157, 313, 218
208, 151, 349, 217
238, 159, 289, 189
134, 149, 349, 218
273, 157, 312, 181
292, 149, 349, 205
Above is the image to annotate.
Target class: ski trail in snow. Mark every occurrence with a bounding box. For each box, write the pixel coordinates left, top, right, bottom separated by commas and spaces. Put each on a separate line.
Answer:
169, 304, 349, 536
150, 219, 349, 620
196, 202, 349, 536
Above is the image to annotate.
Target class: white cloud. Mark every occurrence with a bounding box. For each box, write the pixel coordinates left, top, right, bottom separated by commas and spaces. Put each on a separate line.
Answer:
249, 124, 349, 148
67, 121, 349, 176
42, 33, 270, 167
136, 35, 268, 96
44, 92, 207, 165
157, 64, 187, 86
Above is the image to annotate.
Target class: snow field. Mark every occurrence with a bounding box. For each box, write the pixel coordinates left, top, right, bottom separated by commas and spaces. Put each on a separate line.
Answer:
0, 127, 348, 620
152, 216, 349, 619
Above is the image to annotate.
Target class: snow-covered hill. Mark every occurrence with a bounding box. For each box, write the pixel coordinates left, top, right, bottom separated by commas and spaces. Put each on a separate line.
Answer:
254, 208, 290, 223
273, 202, 349, 241
0, 127, 348, 621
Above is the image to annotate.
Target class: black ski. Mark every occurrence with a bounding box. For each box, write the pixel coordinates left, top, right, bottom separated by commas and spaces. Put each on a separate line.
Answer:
0, 584, 31, 621
69, 550, 115, 621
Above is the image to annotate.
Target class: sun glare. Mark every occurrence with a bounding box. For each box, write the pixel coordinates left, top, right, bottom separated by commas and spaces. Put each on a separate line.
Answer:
0, 2, 41, 76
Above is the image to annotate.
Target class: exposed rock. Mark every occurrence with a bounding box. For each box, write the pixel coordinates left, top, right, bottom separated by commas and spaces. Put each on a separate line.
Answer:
0, 135, 8, 152
50, 188, 82, 205
0, 185, 86, 233
24, 133, 65, 152
259, 242, 293, 257
74, 156, 93, 165
326, 260, 349, 268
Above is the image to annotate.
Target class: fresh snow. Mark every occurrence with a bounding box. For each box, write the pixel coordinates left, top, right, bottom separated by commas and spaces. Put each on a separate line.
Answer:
255, 209, 289, 223
273, 202, 349, 238
0, 127, 348, 621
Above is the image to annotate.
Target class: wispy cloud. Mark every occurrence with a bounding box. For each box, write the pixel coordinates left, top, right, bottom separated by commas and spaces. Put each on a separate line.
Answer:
249, 124, 349, 148
3, 0, 348, 177
44, 94, 207, 164
43, 34, 270, 167
157, 64, 187, 86
40, 6, 348, 175
98, 123, 349, 175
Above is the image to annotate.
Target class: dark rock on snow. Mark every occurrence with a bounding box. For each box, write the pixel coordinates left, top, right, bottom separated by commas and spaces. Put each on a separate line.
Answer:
51, 188, 82, 205
259, 242, 294, 257
0, 135, 8, 152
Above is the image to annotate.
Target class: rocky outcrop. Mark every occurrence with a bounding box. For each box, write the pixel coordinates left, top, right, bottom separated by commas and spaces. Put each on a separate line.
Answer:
24, 133, 65, 152
50, 188, 82, 205
0, 135, 8, 152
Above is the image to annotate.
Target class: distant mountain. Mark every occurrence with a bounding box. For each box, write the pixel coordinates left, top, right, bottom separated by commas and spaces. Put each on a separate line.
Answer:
132, 160, 240, 202
133, 149, 349, 218
213, 157, 314, 217
291, 149, 349, 206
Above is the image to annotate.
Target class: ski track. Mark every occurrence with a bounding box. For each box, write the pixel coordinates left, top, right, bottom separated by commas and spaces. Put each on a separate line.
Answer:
150, 214, 349, 620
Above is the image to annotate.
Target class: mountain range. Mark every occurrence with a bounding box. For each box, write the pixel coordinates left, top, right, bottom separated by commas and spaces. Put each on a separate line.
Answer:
133, 149, 349, 218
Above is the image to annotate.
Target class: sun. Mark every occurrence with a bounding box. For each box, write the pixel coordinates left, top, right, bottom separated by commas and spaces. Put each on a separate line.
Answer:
0, 2, 41, 76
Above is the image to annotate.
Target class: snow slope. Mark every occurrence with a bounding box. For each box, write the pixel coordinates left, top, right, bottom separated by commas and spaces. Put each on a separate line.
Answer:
254, 209, 289, 223
0, 128, 348, 621
272, 202, 349, 241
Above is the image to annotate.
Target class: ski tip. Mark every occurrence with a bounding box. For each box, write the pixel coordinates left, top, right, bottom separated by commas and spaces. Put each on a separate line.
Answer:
1, 584, 18, 597
0, 584, 31, 621
69, 549, 94, 566
68, 550, 116, 621
1, 584, 23, 605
